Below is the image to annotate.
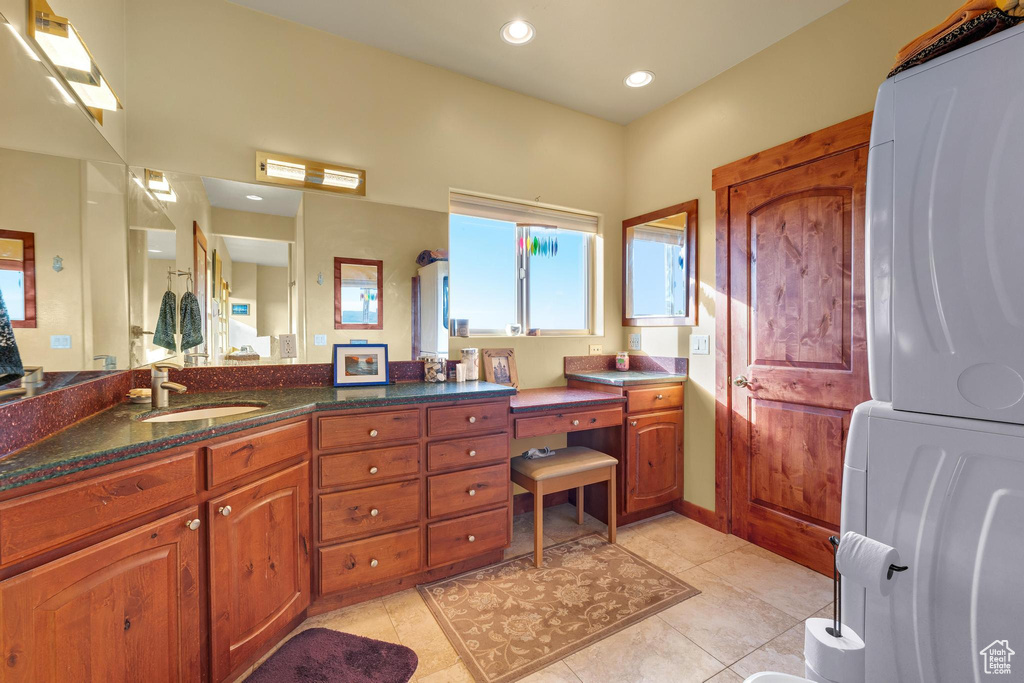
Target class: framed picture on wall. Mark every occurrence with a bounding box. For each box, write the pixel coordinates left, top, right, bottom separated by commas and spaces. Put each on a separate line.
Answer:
333, 343, 389, 386
482, 348, 518, 388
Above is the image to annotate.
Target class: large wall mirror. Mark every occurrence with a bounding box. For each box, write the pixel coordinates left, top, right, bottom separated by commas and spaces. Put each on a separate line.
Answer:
622, 199, 698, 327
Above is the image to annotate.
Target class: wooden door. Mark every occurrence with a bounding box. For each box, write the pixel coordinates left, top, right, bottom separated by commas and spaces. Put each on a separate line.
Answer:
625, 410, 683, 513
208, 462, 310, 682
0, 508, 202, 682
726, 143, 870, 574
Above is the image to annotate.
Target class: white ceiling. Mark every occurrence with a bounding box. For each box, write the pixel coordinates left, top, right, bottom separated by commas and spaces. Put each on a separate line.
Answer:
201, 177, 302, 217
145, 229, 177, 259
229, 0, 847, 124
222, 235, 290, 268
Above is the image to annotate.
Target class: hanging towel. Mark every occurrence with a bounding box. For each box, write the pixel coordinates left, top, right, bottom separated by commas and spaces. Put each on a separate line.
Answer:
179, 291, 204, 352
0, 288, 24, 386
153, 290, 178, 352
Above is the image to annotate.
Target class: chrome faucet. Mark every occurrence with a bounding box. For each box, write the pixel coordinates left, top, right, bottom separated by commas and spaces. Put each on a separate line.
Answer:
93, 354, 117, 370
152, 361, 187, 409
0, 366, 44, 401
184, 352, 209, 367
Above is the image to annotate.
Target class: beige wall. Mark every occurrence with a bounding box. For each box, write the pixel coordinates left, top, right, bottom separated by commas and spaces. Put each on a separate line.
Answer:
623, 0, 963, 510
256, 265, 289, 338
212, 208, 295, 243
125, 0, 627, 383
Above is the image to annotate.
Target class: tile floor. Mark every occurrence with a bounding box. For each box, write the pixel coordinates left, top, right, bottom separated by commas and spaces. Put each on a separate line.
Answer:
240, 505, 834, 683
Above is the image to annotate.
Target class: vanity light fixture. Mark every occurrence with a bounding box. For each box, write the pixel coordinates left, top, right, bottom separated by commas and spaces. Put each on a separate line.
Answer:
500, 20, 535, 45
27, 0, 122, 123
140, 169, 177, 203
624, 70, 655, 88
245, 194, 264, 201
256, 151, 366, 197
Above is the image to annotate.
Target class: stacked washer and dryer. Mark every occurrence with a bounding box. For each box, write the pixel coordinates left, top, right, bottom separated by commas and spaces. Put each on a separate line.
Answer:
840, 22, 1024, 683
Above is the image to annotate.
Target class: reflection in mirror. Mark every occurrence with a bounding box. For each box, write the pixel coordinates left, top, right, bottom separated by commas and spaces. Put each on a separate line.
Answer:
335, 258, 382, 330
0, 10, 129, 402
622, 200, 698, 327
129, 173, 302, 367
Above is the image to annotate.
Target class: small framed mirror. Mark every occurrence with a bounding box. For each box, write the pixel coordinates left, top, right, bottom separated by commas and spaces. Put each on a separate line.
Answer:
335, 257, 383, 330
622, 199, 698, 327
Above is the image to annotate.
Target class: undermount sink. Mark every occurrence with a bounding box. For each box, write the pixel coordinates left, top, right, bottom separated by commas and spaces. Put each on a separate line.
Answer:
141, 405, 264, 423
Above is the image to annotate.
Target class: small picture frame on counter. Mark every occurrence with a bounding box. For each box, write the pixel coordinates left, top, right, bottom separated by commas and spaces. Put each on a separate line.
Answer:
482, 347, 519, 388
333, 343, 389, 386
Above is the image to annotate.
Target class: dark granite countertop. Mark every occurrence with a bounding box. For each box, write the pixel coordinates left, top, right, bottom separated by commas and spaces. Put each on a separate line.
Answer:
510, 387, 626, 413
565, 370, 689, 387
0, 381, 515, 493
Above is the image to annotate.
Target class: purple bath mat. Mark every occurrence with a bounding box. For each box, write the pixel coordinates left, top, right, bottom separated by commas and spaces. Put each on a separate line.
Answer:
248, 628, 418, 683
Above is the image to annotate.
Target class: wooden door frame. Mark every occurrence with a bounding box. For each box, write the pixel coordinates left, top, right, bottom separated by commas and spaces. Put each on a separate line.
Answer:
711, 112, 873, 535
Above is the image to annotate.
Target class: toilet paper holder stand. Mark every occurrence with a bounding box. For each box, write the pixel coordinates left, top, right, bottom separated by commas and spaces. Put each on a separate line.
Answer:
826, 535, 908, 639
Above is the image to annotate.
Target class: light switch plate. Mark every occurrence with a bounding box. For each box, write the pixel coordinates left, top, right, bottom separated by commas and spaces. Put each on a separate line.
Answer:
279, 333, 298, 359
588, 344, 602, 355
627, 333, 641, 351
690, 334, 710, 355
314, 334, 327, 346
50, 335, 71, 349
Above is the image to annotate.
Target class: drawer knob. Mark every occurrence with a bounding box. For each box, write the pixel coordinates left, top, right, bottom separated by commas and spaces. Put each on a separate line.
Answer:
468, 489, 476, 496
468, 450, 477, 457
218, 505, 232, 517
572, 419, 580, 426
369, 429, 379, 437
631, 420, 638, 427
370, 508, 380, 517
656, 394, 664, 400
468, 535, 476, 542
185, 518, 201, 531
370, 558, 379, 568
369, 466, 379, 475
468, 416, 477, 423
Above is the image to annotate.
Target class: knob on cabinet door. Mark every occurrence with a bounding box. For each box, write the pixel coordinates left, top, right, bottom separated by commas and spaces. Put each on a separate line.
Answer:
185, 518, 201, 531
732, 375, 751, 388
370, 559, 379, 568
369, 466, 379, 474
218, 506, 231, 517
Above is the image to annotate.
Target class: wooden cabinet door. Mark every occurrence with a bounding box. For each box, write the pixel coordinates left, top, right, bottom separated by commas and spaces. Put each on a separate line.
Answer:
625, 410, 683, 513
0, 508, 202, 682
208, 462, 310, 682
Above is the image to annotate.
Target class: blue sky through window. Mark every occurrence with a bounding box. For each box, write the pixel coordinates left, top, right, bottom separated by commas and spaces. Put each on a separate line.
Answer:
449, 214, 517, 331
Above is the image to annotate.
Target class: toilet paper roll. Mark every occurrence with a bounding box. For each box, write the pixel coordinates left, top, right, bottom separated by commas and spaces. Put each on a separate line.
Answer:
836, 531, 901, 597
804, 617, 865, 683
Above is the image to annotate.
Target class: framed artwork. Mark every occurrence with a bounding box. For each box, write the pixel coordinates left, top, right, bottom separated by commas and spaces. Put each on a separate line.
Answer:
333, 343, 389, 386
231, 303, 250, 315
0, 229, 35, 328
482, 348, 518, 388
335, 257, 383, 330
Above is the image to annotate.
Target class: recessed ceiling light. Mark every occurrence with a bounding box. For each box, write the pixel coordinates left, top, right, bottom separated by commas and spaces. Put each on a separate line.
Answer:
500, 20, 535, 45
624, 70, 655, 88
246, 194, 264, 201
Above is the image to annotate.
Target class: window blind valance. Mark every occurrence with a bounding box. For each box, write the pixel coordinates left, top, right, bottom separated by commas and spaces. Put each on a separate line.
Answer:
631, 224, 686, 246
449, 192, 598, 234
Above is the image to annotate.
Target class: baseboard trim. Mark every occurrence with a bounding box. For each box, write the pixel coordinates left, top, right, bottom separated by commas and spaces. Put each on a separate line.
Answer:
675, 500, 727, 533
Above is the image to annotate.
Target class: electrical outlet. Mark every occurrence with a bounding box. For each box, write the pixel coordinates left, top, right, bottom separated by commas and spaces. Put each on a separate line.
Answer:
627, 333, 641, 351
588, 344, 602, 356
690, 334, 710, 355
50, 335, 71, 349
314, 334, 327, 346
280, 333, 298, 359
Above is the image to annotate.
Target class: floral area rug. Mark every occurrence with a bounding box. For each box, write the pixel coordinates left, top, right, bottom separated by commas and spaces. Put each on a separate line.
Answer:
417, 534, 699, 683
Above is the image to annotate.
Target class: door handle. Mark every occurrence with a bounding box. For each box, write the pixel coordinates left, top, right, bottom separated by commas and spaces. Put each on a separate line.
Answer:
732, 375, 751, 388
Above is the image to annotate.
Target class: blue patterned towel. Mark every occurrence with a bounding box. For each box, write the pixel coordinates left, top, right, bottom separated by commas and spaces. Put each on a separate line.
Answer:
0, 288, 24, 385
153, 290, 177, 352
179, 291, 204, 352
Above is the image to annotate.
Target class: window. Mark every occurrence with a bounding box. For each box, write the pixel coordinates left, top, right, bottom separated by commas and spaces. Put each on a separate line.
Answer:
449, 193, 598, 336
0, 230, 36, 328
334, 257, 383, 330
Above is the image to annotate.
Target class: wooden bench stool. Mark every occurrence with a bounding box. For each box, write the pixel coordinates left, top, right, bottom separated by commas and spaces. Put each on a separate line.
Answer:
510, 446, 617, 568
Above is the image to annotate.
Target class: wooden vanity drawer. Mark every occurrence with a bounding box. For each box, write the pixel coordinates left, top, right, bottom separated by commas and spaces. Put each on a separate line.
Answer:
427, 433, 508, 472
514, 407, 622, 439
427, 463, 509, 518
207, 421, 309, 487
0, 452, 196, 567
320, 444, 420, 488
318, 410, 420, 450
427, 401, 508, 437
320, 527, 420, 595
626, 385, 683, 414
427, 507, 508, 567
319, 480, 420, 543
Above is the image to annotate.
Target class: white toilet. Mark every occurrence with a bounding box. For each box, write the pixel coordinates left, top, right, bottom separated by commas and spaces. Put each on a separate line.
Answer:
742, 617, 865, 683
743, 673, 813, 683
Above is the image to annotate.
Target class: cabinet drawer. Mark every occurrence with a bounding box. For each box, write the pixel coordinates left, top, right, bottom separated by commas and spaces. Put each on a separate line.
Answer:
427, 463, 509, 518
427, 433, 508, 472
0, 452, 196, 567
208, 421, 309, 488
320, 528, 420, 595
318, 410, 420, 450
427, 507, 508, 567
427, 401, 508, 437
514, 407, 622, 439
320, 444, 420, 488
626, 385, 683, 414
320, 480, 420, 543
